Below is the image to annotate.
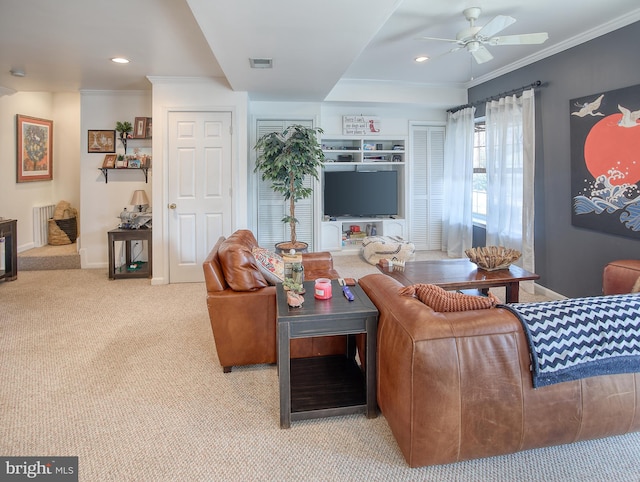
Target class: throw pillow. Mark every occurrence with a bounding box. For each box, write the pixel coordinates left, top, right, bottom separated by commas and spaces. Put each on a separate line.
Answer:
218, 235, 268, 291
252, 247, 285, 285
399, 283, 499, 312
632, 276, 640, 293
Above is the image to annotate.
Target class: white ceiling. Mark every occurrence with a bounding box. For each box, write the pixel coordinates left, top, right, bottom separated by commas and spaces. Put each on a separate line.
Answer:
1, 0, 639, 101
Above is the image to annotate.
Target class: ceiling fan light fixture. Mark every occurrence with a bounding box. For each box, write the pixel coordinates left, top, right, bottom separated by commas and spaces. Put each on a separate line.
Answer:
467, 41, 480, 52
416, 7, 549, 65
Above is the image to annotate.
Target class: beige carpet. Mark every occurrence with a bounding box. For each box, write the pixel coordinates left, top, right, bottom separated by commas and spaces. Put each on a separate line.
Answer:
1, 264, 639, 481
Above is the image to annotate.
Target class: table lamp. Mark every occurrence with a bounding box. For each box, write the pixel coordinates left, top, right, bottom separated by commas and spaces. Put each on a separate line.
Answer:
130, 190, 149, 212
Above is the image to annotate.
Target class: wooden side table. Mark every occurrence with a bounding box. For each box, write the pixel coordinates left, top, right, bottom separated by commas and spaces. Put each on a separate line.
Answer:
276, 279, 378, 428
0, 219, 17, 282
107, 228, 152, 279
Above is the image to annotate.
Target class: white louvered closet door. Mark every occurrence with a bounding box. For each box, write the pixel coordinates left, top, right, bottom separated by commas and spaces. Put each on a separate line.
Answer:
410, 125, 445, 250
255, 119, 315, 251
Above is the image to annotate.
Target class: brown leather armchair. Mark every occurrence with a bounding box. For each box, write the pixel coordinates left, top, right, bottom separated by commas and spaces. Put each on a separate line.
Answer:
603, 259, 640, 294
202, 230, 345, 372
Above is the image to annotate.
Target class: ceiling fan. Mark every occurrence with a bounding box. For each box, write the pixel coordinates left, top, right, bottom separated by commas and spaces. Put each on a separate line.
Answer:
419, 7, 549, 64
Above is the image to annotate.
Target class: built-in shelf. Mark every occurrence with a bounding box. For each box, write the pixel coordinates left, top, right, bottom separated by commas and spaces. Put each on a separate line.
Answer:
322, 137, 405, 164
320, 217, 406, 252
99, 167, 150, 183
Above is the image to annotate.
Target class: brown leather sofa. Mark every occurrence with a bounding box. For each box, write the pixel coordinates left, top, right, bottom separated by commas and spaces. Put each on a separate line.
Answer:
202, 230, 345, 372
358, 263, 640, 468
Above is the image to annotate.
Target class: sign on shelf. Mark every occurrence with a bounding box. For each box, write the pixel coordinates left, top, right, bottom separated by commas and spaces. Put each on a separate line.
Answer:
342, 115, 381, 135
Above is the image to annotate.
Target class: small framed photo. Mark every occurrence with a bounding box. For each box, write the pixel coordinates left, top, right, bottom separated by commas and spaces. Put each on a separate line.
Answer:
133, 117, 148, 138
115, 157, 128, 169
128, 159, 141, 168
102, 154, 117, 168
88, 130, 116, 153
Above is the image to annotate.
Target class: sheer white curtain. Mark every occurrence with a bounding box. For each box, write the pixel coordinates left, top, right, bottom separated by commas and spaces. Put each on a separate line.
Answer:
442, 107, 475, 257
485, 89, 535, 290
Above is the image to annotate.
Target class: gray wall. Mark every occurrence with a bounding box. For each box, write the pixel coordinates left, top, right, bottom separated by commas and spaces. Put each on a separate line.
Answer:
468, 21, 640, 298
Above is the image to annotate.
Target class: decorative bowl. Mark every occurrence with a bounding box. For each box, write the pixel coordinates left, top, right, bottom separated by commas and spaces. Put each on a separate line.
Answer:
465, 246, 522, 271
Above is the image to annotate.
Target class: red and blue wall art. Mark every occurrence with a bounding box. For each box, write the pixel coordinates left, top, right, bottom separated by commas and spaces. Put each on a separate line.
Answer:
571, 83, 640, 239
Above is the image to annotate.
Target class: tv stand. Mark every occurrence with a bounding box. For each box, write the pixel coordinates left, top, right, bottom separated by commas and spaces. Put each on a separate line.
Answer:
320, 217, 405, 252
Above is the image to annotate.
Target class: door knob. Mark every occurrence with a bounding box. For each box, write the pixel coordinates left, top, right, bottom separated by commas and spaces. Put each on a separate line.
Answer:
169, 203, 177, 209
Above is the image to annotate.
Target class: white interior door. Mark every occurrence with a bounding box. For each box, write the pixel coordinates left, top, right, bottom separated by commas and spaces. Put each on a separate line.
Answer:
168, 111, 232, 282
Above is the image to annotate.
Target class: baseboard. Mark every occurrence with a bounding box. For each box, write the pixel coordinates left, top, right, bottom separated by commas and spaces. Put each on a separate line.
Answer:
534, 283, 566, 300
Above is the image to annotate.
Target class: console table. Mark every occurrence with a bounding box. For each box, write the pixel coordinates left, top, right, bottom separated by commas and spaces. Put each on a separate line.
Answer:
107, 228, 152, 279
276, 279, 378, 428
0, 219, 17, 282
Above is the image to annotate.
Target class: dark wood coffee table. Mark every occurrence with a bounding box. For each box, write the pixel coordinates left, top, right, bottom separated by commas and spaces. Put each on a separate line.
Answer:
377, 258, 539, 303
276, 279, 378, 429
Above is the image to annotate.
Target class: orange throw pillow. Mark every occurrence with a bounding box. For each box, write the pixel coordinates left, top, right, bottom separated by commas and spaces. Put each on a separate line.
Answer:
399, 283, 499, 312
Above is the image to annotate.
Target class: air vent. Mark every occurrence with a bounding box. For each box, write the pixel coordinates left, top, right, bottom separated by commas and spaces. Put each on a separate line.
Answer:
249, 58, 273, 69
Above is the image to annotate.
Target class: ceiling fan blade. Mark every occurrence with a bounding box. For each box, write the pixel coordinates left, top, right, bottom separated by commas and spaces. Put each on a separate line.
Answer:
476, 15, 516, 39
470, 45, 494, 64
489, 32, 549, 45
417, 36, 460, 44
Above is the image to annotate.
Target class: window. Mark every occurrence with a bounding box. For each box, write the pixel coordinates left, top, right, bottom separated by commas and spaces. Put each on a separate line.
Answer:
472, 119, 486, 224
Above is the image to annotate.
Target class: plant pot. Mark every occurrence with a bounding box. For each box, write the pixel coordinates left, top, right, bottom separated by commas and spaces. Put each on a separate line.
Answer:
275, 241, 308, 254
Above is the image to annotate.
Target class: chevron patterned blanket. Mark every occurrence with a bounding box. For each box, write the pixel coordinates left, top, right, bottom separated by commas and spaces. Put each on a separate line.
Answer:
502, 294, 640, 388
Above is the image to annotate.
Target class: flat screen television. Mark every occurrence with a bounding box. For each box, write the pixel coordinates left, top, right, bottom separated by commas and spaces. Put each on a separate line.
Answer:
323, 170, 398, 218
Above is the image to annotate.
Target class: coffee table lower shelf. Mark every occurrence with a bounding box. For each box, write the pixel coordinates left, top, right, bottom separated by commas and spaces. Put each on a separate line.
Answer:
290, 355, 366, 422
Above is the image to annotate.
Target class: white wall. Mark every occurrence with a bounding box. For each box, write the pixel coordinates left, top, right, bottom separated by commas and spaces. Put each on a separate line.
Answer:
148, 76, 249, 284
79, 91, 151, 269
0, 81, 451, 280
0, 91, 80, 252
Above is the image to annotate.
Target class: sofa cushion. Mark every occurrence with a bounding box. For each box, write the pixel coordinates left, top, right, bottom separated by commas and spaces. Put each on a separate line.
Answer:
218, 233, 268, 291
252, 247, 284, 285
399, 283, 499, 312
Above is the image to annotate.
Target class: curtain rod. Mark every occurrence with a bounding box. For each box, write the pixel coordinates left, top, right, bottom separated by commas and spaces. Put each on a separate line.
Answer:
447, 80, 544, 113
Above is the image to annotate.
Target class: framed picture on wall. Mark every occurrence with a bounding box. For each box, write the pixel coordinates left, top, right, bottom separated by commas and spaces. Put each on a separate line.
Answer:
88, 130, 116, 153
16, 114, 53, 182
570, 83, 640, 239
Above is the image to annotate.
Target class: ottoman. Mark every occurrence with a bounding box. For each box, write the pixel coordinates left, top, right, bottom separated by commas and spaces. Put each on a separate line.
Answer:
361, 235, 415, 265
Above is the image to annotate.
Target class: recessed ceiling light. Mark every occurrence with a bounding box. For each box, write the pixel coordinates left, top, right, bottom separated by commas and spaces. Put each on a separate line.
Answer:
10, 68, 25, 77
249, 58, 273, 69
111, 57, 130, 64
415, 56, 429, 63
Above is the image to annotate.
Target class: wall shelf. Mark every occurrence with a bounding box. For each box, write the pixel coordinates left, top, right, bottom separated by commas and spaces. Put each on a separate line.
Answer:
99, 167, 150, 183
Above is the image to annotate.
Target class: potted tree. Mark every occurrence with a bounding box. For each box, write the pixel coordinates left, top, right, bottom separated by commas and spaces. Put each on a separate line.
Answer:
254, 124, 325, 252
